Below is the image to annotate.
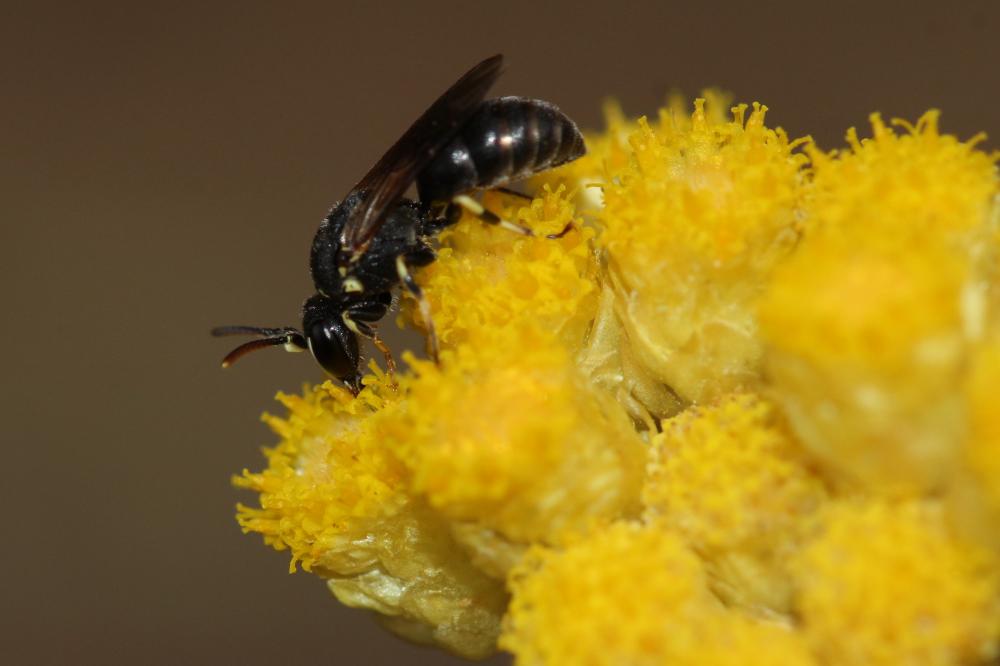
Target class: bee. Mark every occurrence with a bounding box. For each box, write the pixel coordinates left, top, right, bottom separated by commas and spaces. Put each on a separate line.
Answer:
212, 54, 586, 394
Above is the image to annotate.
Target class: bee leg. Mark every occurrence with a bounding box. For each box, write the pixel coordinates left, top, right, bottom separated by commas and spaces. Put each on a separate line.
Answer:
451, 194, 533, 236
418, 200, 463, 237
405, 243, 437, 267
450, 194, 574, 239
396, 255, 440, 363
494, 186, 533, 201
420, 215, 457, 238
344, 301, 398, 383
369, 331, 398, 383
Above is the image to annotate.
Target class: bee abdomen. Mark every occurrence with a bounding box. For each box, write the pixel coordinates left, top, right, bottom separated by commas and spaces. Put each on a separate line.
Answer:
416, 97, 585, 203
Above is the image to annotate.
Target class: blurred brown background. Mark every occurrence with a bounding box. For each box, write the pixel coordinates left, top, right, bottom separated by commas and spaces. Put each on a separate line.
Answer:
3, 1, 997, 664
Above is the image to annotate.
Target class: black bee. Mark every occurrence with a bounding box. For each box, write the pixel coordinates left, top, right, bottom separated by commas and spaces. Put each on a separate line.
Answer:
212, 54, 586, 394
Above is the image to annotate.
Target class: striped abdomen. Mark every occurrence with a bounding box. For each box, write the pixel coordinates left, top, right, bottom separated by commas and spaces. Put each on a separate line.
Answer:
416, 96, 586, 203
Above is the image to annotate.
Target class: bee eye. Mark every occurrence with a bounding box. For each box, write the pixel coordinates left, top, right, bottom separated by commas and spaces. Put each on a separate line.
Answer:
307, 320, 360, 384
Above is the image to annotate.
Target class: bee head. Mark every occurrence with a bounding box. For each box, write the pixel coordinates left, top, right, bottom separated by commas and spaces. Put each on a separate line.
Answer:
211, 295, 362, 394
302, 294, 363, 393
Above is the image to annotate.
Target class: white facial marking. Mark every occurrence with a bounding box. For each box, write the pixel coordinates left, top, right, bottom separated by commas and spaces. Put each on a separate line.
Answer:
341, 312, 362, 335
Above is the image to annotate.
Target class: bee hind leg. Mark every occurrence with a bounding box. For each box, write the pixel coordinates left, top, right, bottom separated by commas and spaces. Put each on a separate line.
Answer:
449, 194, 573, 239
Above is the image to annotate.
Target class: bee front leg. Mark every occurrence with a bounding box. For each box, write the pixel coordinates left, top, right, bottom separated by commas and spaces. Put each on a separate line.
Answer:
369, 330, 398, 381
343, 302, 398, 384
395, 255, 439, 364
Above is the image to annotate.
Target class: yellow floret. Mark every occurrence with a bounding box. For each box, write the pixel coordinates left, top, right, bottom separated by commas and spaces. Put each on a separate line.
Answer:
529, 100, 639, 210
599, 96, 810, 403
389, 335, 646, 561
234, 371, 507, 658
759, 113, 997, 494
405, 185, 598, 354
644, 393, 826, 614
533, 92, 737, 210
501, 522, 816, 666
806, 111, 997, 243
793, 500, 1000, 666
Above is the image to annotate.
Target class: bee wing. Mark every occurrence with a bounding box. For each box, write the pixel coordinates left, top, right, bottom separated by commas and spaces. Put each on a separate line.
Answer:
340, 54, 504, 253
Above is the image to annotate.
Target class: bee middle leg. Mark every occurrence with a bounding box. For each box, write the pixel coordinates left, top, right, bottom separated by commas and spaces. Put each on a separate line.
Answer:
449, 194, 573, 239
395, 255, 439, 363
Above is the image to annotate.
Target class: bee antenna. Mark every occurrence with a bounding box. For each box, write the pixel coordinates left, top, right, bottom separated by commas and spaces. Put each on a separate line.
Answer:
211, 325, 307, 368
211, 325, 296, 338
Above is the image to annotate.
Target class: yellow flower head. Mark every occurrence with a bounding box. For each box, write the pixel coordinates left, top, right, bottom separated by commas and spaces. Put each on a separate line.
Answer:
405, 185, 598, 353
793, 500, 1000, 666
391, 334, 645, 550
501, 522, 815, 666
644, 393, 826, 613
599, 95, 810, 403
759, 113, 997, 494
234, 374, 407, 573
235, 372, 507, 658
762, 111, 996, 368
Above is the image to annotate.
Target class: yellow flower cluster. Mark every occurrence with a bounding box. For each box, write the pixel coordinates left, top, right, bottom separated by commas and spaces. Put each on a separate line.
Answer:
234, 96, 1000, 664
